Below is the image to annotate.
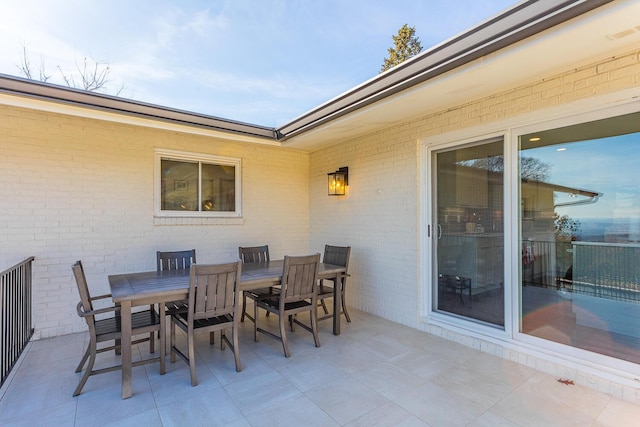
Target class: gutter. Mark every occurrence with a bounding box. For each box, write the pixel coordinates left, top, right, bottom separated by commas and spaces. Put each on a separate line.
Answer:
555, 192, 603, 208
524, 178, 603, 208
0, 73, 278, 140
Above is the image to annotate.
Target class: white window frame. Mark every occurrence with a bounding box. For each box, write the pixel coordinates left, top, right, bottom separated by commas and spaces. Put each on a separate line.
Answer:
510, 101, 640, 371
154, 148, 242, 218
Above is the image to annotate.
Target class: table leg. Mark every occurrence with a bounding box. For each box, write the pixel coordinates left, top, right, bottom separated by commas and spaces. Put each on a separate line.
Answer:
121, 300, 133, 399
159, 303, 166, 374
333, 274, 341, 335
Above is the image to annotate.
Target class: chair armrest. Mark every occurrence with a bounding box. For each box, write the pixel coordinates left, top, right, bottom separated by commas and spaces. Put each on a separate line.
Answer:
322, 273, 350, 282
89, 293, 113, 301
76, 301, 120, 318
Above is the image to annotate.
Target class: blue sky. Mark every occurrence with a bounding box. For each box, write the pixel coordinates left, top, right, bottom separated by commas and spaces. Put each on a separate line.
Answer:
0, 0, 515, 126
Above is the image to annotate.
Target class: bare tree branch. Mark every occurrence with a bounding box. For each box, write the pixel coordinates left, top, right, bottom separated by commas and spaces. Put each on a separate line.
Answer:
17, 44, 33, 79
17, 44, 52, 82
76, 56, 110, 91
17, 46, 125, 95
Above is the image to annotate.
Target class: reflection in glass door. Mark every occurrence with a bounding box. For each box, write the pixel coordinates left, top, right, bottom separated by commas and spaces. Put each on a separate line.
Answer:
433, 138, 504, 326
519, 111, 640, 364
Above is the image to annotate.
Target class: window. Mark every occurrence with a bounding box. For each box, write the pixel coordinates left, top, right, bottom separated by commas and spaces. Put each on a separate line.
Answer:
155, 149, 241, 217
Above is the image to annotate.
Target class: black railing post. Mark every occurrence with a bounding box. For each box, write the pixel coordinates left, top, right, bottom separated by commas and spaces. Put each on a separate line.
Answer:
1, 257, 35, 388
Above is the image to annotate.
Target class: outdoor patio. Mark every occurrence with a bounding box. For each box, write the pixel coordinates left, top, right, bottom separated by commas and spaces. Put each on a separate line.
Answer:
1, 308, 639, 426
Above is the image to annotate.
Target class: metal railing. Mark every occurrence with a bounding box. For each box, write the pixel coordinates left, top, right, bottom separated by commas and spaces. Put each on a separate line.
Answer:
522, 239, 640, 303
1, 257, 35, 388
572, 241, 640, 302
521, 240, 570, 288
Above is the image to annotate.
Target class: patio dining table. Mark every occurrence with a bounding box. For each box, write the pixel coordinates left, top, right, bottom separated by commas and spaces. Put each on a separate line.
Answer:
108, 259, 347, 399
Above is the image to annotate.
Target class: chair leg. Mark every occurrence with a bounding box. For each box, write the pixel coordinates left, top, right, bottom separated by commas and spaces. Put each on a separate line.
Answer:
253, 302, 260, 342
341, 291, 351, 323
157, 303, 163, 338
220, 330, 226, 350
279, 312, 291, 358
210, 331, 215, 346
73, 340, 97, 396
241, 292, 248, 322
310, 308, 321, 348
149, 332, 155, 354
75, 346, 90, 373
232, 326, 242, 372
188, 329, 197, 386
319, 299, 329, 314
170, 318, 177, 364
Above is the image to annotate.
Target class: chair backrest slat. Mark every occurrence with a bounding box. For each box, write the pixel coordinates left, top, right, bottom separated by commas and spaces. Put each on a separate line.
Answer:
157, 249, 196, 271
238, 245, 270, 263
72, 261, 93, 313
189, 262, 242, 321
281, 254, 320, 303
323, 245, 351, 270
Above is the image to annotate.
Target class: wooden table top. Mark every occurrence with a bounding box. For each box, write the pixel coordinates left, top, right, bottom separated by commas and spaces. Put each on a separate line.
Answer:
108, 260, 346, 303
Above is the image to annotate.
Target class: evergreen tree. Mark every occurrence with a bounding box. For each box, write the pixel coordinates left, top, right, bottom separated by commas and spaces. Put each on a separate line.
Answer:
380, 24, 423, 73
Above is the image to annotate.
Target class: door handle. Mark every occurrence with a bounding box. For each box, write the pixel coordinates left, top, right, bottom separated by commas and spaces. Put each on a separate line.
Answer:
437, 224, 442, 239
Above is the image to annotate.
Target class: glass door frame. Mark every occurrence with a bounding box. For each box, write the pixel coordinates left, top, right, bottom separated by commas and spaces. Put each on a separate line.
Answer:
423, 131, 513, 338
510, 103, 640, 373
420, 94, 640, 380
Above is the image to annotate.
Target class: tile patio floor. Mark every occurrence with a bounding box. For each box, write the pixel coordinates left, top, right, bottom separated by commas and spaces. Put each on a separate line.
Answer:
1, 308, 640, 426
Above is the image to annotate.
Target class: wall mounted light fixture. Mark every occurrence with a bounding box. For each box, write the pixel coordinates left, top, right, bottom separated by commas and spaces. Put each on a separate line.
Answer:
328, 167, 348, 196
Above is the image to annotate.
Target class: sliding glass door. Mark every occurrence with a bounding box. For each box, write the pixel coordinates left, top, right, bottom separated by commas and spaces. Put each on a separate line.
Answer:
518, 112, 640, 364
432, 138, 504, 327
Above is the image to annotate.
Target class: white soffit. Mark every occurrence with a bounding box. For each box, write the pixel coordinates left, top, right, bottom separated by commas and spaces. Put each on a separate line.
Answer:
283, 0, 640, 151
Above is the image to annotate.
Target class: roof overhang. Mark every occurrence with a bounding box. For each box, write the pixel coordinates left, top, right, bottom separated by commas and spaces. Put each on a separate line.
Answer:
0, 74, 279, 145
1, 0, 638, 150
280, 0, 640, 150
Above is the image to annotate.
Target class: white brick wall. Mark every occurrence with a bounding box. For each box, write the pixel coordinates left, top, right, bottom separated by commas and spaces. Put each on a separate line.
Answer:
0, 109, 310, 338
310, 123, 422, 327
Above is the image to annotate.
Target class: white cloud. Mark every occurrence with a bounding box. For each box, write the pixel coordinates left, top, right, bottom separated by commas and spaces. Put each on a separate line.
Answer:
152, 7, 227, 50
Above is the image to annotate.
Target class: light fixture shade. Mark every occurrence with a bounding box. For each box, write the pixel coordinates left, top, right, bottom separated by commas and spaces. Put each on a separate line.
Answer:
328, 167, 348, 196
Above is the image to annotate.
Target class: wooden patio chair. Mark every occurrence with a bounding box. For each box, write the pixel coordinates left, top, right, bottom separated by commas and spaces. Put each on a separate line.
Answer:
252, 254, 321, 357
156, 249, 197, 339
157, 249, 196, 272
72, 260, 162, 396
317, 245, 352, 322
238, 245, 278, 323
157, 249, 196, 316
170, 261, 243, 386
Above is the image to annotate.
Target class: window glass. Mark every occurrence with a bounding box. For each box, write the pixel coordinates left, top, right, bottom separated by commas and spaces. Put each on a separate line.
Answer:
201, 163, 236, 212
519, 112, 640, 363
434, 138, 505, 327
161, 159, 198, 211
